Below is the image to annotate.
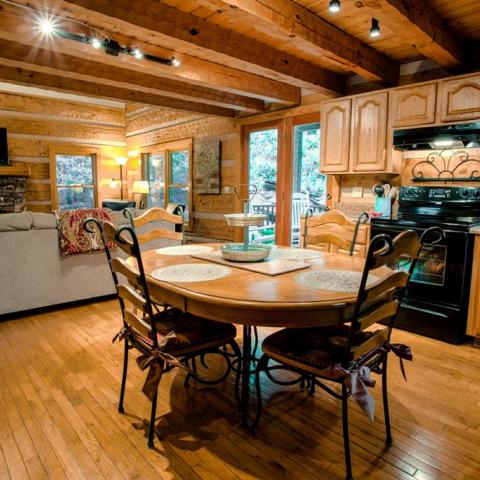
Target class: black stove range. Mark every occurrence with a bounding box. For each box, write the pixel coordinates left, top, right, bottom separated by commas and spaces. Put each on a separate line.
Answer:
371, 186, 480, 343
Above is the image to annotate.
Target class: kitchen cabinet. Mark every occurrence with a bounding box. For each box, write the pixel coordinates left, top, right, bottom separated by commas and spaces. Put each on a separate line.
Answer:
467, 233, 480, 346
320, 99, 351, 173
437, 74, 480, 122
390, 83, 437, 127
350, 92, 388, 172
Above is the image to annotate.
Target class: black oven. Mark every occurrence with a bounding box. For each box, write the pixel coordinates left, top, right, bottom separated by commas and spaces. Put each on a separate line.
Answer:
370, 186, 480, 344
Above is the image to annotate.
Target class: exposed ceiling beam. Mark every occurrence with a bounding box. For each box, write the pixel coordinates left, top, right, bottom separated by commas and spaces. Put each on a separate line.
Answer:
196, 0, 399, 86
0, 38, 264, 113
33, 0, 345, 94
0, 5, 300, 104
0, 63, 236, 117
364, 0, 465, 68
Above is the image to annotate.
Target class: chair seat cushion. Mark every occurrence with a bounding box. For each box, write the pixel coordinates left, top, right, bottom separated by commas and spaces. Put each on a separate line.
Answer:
136, 309, 237, 356
262, 325, 374, 380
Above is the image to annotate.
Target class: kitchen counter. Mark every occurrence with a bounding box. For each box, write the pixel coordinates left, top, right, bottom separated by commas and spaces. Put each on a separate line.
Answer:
470, 226, 480, 235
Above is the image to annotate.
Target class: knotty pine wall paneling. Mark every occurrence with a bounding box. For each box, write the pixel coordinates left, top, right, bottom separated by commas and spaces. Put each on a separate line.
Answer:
126, 106, 240, 241
0, 92, 126, 212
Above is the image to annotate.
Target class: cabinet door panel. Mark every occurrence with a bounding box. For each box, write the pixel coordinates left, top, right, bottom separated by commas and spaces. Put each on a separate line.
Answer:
320, 99, 351, 173
391, 84, 436, 127
351, 92, 388, 172
438, 75, 480, 122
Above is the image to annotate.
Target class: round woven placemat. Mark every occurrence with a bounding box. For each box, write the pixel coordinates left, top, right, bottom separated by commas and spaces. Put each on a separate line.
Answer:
295, 269, 379, 293
270, 248, 322, 260
151, 263, 231, 282
155, 245, 214, 256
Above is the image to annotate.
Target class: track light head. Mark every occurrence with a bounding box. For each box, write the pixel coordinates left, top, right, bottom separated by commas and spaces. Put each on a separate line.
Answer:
91, 37, 102, 49
36, 15, 57, 37
132, 47, 143, 59
370, 18, 380, 38
328, 0, 341, 13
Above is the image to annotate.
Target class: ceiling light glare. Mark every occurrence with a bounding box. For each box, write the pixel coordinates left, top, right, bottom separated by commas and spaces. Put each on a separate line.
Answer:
132, 47, 144, 59
91, 37, 102, 49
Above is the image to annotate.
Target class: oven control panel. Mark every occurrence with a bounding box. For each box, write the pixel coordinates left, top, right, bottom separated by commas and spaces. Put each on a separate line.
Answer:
400, 186, 480, 202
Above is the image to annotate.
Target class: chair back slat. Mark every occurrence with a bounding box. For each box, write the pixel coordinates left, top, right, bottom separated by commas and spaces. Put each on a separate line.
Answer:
137, 228, 183, 244
307, 233, 352, 252
133, 207, 183, 227
357, 299, 399, 331
363, 271, 409, 303
351, 328, 389, 360
117, 284, 147, 309
103, 221, 136, 256
110, 257, 141, 291
124, 310, 152, 337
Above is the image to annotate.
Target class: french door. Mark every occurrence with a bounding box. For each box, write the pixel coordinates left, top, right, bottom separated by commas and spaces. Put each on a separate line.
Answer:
242, 114, 325, 246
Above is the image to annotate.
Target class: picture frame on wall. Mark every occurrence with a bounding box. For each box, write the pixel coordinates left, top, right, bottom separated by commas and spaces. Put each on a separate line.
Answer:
194, 140, 221, 194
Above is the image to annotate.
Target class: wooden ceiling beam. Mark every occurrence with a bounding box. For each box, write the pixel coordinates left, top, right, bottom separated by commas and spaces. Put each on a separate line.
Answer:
0, 5, 300, 104
0, 62, 236, 117
41, 0, 345, 94
0, 38, 264, 112
366, 0, 465, 68
197, 0, 399, 86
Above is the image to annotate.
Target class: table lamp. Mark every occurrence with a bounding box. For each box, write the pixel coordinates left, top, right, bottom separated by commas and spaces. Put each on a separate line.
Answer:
132, 180, 149, 209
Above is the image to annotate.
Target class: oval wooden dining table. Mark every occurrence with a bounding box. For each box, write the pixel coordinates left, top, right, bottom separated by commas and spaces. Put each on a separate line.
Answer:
139, 244, 382, 427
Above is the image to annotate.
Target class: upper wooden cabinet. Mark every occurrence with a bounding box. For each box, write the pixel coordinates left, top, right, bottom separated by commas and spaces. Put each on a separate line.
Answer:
437, 75, 480, 122
320, 99, 351, 173
350, 92, 388, 172
390, 83, 437, 127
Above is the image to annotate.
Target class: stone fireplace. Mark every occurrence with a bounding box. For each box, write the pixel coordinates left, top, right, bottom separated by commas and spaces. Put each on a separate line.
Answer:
0, 176, 26, 213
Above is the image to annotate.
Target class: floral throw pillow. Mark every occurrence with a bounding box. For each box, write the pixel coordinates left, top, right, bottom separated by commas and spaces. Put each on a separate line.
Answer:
56, 208, 115, 256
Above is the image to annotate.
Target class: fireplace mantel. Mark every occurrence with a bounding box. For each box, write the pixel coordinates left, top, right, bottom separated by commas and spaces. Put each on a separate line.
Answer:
0, 162, 30, 177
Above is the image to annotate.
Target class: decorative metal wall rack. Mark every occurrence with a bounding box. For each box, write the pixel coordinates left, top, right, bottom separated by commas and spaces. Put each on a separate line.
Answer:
411, 149, 480, 182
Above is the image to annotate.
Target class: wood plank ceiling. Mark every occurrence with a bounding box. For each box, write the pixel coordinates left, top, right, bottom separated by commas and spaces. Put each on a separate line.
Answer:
0, 0, 477, 116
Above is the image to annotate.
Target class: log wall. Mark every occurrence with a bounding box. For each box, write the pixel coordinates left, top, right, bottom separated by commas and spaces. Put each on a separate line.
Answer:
126, 106, 240, 241
0, 91, 126, 212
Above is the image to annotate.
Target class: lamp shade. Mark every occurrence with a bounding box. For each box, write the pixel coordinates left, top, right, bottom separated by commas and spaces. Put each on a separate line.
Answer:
115, 156, 128, 166
132, 180, 150, 194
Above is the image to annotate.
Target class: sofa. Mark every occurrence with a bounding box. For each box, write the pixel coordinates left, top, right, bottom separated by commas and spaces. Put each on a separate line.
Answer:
0, 210, 179, 316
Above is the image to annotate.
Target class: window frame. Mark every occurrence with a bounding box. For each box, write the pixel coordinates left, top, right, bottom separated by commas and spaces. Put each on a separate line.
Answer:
141, 138, 193, 229
49, 145, 98, 210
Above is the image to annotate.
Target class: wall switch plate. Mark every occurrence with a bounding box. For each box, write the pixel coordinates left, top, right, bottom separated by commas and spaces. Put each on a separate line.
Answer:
352, 187, 363, 198
223, 186, 232, 194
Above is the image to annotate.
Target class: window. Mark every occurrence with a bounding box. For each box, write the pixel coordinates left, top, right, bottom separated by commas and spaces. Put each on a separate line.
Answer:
142, 139, 192, 226
50, 149, 97, 210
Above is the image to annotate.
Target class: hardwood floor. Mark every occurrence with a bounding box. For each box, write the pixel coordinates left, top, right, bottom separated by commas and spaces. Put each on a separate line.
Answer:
1, 299, 480, 480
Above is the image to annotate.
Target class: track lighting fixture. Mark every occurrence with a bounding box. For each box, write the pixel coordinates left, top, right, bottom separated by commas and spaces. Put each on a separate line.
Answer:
328, 0, 341, 13
90, 37, 102, 49
369, 18, 380, 38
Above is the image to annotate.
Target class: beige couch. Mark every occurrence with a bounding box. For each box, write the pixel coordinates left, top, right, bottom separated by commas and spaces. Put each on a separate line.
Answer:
0, 210, 178, 316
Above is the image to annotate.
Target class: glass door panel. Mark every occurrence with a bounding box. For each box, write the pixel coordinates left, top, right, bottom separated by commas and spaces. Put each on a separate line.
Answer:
145, 151, 165, 208
248, 128, 278, 245
290, 122, 325, 246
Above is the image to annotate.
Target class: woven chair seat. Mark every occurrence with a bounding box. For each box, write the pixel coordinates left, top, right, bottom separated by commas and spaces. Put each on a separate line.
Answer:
135, 309, 237, 356
262, 325, 375, 380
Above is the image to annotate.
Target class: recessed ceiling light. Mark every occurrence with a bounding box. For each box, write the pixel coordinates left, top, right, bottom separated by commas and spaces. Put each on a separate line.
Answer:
370, 18, 380, 38
328, 0, 341, 13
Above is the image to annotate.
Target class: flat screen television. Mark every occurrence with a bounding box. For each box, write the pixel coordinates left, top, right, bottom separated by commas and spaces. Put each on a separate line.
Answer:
0, 128, 8, 166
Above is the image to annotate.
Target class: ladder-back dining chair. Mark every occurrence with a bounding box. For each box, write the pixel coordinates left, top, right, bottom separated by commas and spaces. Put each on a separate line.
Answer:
84, 219, 240, 449
253, 227, 443, 480
302, 209, 369, 257
124, 206, 185, 247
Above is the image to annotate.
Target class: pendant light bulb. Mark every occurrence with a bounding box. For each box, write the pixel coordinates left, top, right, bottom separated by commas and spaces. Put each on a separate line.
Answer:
370, 18, 381, 38
328, 0, 341, 13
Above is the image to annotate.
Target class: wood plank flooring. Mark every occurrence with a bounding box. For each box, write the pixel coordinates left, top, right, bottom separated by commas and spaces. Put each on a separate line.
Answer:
1, 299, 480, 480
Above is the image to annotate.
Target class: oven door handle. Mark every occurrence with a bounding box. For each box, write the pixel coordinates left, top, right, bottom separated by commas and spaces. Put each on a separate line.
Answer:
400, 302, 449, 318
